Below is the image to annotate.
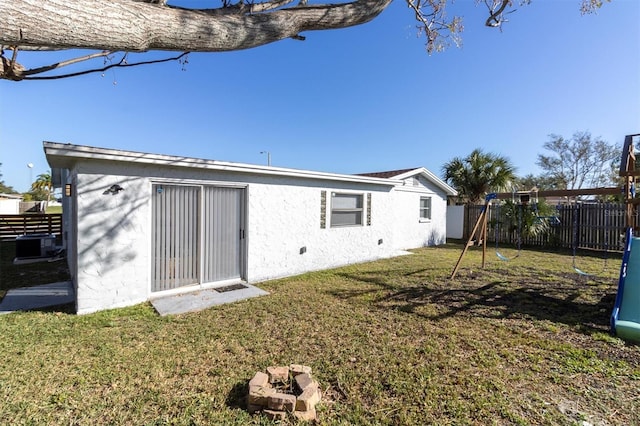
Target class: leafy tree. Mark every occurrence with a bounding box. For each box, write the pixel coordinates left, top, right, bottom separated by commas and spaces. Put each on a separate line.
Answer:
496, 198, 556, 240
0, 163, 19, 194
442, 148, 516, 204
514, 173, 563, 192
536, 131, 620, 190
0, 0, 608, 81
28, 172, 53, 203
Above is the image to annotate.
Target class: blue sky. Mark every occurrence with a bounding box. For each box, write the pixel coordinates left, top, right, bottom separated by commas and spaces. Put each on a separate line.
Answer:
1, 0, 639, 192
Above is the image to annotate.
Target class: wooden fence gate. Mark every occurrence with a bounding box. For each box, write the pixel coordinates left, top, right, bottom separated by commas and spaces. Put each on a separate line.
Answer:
0, 214, 63, 241
463, 203, 627, 252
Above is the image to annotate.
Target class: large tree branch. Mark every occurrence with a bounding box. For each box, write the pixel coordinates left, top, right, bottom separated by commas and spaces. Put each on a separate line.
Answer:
0, 0, 604, 81
0, 0, 392, 52
173, 0, 299, 16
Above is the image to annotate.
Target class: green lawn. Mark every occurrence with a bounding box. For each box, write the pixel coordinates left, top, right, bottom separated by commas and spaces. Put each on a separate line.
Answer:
0, 243, 638, 425
45, 205, 63, 214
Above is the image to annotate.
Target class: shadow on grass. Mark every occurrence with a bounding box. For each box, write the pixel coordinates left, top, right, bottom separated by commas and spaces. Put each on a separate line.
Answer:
226, 380, 248, 410
329, 266, 617, 333
30, 301, 76, 314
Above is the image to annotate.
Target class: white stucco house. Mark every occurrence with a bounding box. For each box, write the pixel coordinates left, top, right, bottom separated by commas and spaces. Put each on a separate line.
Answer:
44, 142, 456, 314
0, 193, 22, 214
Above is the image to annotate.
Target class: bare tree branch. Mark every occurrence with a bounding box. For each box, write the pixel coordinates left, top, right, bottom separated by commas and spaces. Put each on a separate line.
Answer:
406, 0, 463, 53
580, 0, 610, 15
22, 52, 190, 81
483, 0, 511, 27
21, 50, 115, 78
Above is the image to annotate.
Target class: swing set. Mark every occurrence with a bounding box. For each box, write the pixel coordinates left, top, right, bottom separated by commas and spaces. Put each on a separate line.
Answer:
450, 186, 621, 279
449, 133, 640, 343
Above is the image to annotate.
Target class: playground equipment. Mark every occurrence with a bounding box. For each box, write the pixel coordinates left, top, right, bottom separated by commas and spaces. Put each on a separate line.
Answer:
450, 193, 496, 279
450, 186, 619, 279
449, 133, 640, 343
610, 134, 640, 343
450, 192, 530, 278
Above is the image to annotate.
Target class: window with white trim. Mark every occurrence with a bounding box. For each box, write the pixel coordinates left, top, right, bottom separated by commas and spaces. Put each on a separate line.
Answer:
419, 196, 432, 220
331, 193, 363, 227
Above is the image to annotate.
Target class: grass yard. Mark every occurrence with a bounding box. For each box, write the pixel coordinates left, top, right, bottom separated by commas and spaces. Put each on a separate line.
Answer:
45, 205, 63, 214
0, 243, 639, 425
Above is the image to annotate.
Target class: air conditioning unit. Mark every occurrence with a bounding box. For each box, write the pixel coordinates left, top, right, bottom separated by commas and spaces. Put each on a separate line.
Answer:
15, 234, 57, 258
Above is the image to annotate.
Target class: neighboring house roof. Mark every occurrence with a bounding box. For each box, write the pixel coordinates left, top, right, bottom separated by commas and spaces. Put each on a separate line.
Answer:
0, 193, 23, 200
359, 167, 458, 196
356, 168, 419, 179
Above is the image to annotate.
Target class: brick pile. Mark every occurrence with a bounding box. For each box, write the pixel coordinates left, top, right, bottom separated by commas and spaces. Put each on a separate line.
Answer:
247, 364, 321, 421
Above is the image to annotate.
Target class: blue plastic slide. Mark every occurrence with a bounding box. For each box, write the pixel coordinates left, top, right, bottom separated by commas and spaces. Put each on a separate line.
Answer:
610, 227, 640, 343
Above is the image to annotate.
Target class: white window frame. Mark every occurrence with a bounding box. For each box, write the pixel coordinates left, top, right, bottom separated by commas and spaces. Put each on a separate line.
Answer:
419, 196, 432, 221
330, 192, 364, 227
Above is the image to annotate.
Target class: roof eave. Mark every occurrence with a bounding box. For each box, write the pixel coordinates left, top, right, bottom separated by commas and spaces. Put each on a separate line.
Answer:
393, 167, 458, 196
43, 142, 401, 187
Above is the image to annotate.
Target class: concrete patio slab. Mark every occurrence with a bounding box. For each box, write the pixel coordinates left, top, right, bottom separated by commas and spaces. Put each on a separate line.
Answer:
151, 283, 269, 316
0, 281, 74, 314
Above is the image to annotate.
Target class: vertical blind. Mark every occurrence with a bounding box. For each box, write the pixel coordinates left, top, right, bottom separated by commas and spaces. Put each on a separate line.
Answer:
151, 184, 245, 292
202, 186, 243, 283
152, 184, 200, 292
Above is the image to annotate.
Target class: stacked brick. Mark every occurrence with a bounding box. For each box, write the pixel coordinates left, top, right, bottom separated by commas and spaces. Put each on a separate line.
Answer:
247, 364, 321, 421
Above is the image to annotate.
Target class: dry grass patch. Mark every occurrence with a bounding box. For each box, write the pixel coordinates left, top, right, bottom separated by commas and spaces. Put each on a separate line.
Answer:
0, 243, 638, 425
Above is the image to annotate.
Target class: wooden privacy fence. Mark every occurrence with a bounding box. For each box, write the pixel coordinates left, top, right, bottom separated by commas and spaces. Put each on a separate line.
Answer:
464, 203, 627, 252
0, 214, 63, 241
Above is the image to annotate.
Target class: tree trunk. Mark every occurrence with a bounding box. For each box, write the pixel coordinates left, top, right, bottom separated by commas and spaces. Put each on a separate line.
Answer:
0, 0, 392, 52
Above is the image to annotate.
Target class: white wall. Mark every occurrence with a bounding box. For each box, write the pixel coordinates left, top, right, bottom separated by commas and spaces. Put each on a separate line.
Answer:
0, 199, 20, 214
69, 161, 404, 313
66, 160, 451, 314
446, 205, 465, 239
391, 176, 449, 249
246, 183, 396, 282
73, 166, 151, 314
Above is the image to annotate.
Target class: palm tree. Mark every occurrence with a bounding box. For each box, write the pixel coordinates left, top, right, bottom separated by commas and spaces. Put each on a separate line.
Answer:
442, 149, 516, 204
30, 171, 53, 204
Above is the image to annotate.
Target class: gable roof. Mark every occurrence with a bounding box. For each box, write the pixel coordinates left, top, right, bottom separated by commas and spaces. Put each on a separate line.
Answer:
356, 168, 419, 179
358, 167, 457, 196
